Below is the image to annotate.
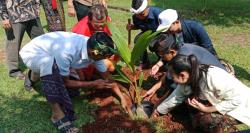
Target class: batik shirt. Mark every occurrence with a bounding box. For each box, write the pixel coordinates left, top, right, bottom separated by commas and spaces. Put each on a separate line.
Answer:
0, 0, 40, 23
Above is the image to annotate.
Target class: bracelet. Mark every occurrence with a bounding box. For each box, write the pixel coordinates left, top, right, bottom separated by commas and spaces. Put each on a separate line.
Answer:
156, 64, 160, 67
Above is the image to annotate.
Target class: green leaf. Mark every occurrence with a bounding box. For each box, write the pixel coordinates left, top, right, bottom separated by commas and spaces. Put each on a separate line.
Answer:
138, 72, 144, 88
111, 75, 130, 83
131, 30, 163, 65
107, 22, 132, 71
131, 30, 152, 65
114, 65, 131, 84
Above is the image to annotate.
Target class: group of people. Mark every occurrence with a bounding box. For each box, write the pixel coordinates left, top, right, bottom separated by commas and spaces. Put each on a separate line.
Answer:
1, 0, 250, 132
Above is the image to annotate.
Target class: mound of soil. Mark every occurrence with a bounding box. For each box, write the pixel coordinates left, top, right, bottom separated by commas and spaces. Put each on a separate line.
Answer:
81, 69, 196, 132
82, 90, 155, 133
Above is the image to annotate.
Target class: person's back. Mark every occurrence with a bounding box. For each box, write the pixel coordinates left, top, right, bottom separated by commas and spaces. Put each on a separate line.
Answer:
20, 31, 89, 76
180, 20, 217, 55
157, 9, 217, 56
178, 43, 225, 70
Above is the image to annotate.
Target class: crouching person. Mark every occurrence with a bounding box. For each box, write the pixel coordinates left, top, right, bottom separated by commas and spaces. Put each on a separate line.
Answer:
20, 31, 129, 133
152, 54, 250, 132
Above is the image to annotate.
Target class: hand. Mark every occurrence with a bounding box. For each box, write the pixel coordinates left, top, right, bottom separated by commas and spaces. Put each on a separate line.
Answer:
150, 64, 160, 76
187, 98, 208, 112
121, 98, 133, 116
2, 19, 11, 29
68, 6, 76, 17
93, 79, 109, 89
142, 88, 157, 101
100, 0, 107, 8
151, 109, 160, 119
126, 23, 134, 31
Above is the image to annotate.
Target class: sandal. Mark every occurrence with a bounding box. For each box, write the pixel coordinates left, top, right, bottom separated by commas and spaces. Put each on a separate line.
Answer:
24, 70, 34, 91
9, 71, 25, 80
52, 116, 79, 133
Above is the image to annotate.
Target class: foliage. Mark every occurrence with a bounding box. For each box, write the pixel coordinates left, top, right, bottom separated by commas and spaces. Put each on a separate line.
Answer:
0, 0, 250, 132
108, 22, 162, 107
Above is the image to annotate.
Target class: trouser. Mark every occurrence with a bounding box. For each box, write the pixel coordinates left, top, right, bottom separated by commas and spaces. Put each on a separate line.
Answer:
73, 1, 91, 21
5, 18, 44, 75
41, 0, 65, 31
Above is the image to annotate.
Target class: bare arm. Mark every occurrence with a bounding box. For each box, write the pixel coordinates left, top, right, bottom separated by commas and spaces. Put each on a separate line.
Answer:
67, 0, 76, 17
63, 76, 109, 89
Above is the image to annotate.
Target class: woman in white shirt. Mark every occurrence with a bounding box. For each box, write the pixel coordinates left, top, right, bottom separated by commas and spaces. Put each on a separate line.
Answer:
153, 54, 250, 132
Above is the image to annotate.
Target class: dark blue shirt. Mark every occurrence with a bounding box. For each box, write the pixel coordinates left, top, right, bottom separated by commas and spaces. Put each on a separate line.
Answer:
179, 43, 225, 70
133, 6, 162, 32
181, 20, 217, 55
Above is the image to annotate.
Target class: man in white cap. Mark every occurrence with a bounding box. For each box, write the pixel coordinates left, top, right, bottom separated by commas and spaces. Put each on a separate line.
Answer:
156, 9, 217, 56
127, 0, 162, 69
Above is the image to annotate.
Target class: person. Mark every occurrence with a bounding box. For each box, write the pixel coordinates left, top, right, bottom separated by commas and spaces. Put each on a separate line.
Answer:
71, 4, 115, 80
68, 0, 106, 21
151, 54, 250, 132
144, 33, 227, 107
20, 32, 130, 132
41, 0, 66, 31
72, 4, 111, 37
127, 0, 162, 69
156, 9, 218, 56
0, 0, 44, 80
149, 33, 225, 76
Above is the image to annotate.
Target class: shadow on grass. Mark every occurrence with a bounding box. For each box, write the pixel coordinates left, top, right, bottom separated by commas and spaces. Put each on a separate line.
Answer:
233, 65, 250, 81
151, 0, 250, 27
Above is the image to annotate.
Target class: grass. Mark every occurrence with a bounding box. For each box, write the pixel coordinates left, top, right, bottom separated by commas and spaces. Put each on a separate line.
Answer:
0, 0, 250, 132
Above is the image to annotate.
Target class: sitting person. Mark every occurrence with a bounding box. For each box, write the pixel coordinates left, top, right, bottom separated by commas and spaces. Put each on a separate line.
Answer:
20, 32, 130, 133
127, 0, 162, 69
151, 54, 250, 132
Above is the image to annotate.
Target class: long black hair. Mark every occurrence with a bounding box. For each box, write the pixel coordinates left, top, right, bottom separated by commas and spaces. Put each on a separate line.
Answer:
168, 54, 209, 96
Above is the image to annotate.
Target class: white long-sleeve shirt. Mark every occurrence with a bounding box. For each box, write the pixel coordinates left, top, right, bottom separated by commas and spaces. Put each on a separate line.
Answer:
157, 66, 250, 126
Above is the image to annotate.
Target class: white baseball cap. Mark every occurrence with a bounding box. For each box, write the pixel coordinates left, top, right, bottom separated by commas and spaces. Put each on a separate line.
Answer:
156, 9, 178, 32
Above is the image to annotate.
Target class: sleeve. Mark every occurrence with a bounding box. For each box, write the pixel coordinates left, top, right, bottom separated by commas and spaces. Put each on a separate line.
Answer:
132, 15, 139, 29
0, 1, 9, 21
56, 55, 72, 76
207, 68, 242, 115
157, 85, 192, 114
93, 59, 107, 73
193, 22, 217, 55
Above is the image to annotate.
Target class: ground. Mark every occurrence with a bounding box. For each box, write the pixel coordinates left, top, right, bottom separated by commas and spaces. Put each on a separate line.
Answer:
81, 68, 200, 133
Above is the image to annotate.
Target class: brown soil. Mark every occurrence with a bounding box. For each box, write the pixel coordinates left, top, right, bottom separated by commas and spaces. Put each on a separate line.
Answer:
81, 68, 197, 133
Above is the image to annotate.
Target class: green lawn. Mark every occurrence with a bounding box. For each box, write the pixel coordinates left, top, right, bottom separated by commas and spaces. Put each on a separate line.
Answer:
0, 0, 250, 132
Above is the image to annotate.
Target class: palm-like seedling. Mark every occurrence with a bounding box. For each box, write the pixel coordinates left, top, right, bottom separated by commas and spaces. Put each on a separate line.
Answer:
108, 22, 161, 118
